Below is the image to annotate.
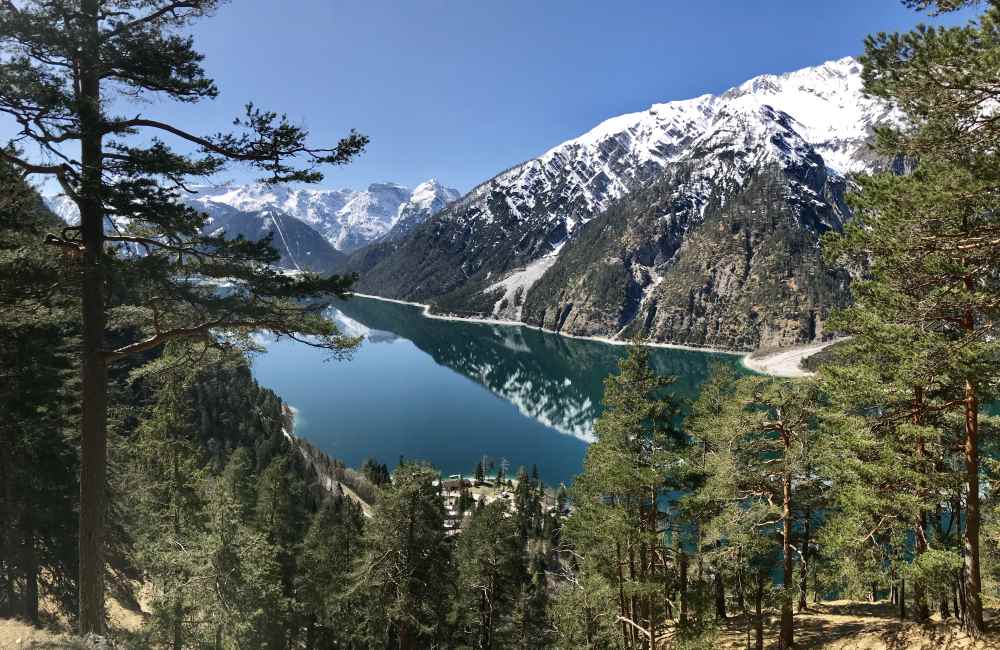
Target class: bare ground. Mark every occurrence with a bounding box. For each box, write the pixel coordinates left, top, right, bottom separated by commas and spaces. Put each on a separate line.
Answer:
743, 339, 843, 378
5, 600, 998, 648
710, 601, 999, 650
0, 585, 148, 649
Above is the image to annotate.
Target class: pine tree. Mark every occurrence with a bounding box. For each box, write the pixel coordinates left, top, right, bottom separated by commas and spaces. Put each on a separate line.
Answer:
453, 500, 528, 649
0, 162, 79, 623
814, 324, 962, 623
0, 2, 367, 632
351, 463, 454, 649
296, 493, 365, 649
200, 461, 285, 649
849, 2, 1000, 634
690, 373, 826, 650
126, 363, 207, 650
561, 345, 685, 649
514, 554, 552, 649
254, 455, 309, 647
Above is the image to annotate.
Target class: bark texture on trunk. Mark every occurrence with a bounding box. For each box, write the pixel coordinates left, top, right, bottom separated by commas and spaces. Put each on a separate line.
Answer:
779, 466, 794, 649
962, 377, 984, 637
77, 0, 109, 634
714, 569, 727, 620
798, 511, 810, 613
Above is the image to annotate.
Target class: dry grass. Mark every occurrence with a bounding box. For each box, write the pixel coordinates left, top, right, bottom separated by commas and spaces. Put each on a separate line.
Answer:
5, 598, 998, 649
0, 585, 149, 650
710, 600, 999, 650
0, 619, 97, 649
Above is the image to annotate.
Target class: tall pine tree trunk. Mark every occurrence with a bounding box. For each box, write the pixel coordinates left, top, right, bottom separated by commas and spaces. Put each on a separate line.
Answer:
912, 387, 930, 622
77, 0, 109, 634
960, 276, 984, 636
21, 518, 38, 625
961, 375, 984, 636
898, 577, 906, 620
616, 542, 629, 645
713, 568, 726, 620
798, 510, 810, 613
913, 512, 930, 622
753, 573, 765, 650
779, 464, 794, 649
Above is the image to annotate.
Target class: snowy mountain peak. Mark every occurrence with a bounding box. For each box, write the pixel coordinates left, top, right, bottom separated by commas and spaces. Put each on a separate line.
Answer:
456, 55, 897, 245
44, 179, 462, 254
190, 179, 460, 252
409, 179, 462, 211
43, 194, 80, 225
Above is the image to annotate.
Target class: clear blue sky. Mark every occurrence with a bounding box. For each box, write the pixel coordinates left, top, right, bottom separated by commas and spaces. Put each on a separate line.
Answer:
11, 1, 979, 193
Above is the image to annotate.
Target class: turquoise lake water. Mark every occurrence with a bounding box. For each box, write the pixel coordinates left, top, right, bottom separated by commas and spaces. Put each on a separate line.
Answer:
251, 295, 745, 486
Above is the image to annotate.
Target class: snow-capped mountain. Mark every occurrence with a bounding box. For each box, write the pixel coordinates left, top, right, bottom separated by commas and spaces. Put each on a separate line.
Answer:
458, 56, 890, 243
43, 194, 81, 225
192, 179, 460, 252
202, 204, 345, 274
352, 57, 897, 350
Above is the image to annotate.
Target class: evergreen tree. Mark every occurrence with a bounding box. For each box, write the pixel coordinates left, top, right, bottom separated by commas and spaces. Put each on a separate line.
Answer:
514, 554, 552, 649
362, 457, 391, 487
126, 362, 207, 650
453, 501, 528, 649
845, 2, 1000, 634
560, 345, 685, 649
296, 493, 365, 649
0, 162, 79, 624
0, 2, 366, 632
815, 328, 962, 622
255, 455, 309, 647
351, 463, 454, 649
201, 460, 286, 649
690, 373, 826, 650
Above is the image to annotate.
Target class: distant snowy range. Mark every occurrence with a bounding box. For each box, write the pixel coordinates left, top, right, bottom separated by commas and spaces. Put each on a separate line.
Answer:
44, 180, 462, 274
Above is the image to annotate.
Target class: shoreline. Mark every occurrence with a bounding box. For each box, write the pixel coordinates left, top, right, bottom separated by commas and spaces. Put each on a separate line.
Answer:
346, 291, 833, 378
741, 339, 843, 378
346, 291, 748, 357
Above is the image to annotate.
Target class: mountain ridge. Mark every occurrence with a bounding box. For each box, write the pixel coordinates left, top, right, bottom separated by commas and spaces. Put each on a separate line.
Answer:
191, 179, 461, 252
348, 56, 896, 350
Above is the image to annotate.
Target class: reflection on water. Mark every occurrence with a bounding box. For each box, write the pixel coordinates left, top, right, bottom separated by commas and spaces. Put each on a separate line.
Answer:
330, 297, 743, 442
252, 295, 745, 485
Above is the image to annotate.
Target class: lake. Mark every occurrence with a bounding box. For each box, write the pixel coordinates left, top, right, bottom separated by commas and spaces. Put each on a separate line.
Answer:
252, 295, 746, 486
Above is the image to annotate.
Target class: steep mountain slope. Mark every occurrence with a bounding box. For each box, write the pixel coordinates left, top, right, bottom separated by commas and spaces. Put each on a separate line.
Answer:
192, 179, 460, 252
42, 194, 81, 225
351, 57, 896, 350
520, 124, 853, 350
203, 205, 345, 274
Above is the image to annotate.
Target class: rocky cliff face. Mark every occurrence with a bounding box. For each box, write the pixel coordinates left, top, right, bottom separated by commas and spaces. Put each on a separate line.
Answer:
351, 57, 894, 350
520, 160, 852, 351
